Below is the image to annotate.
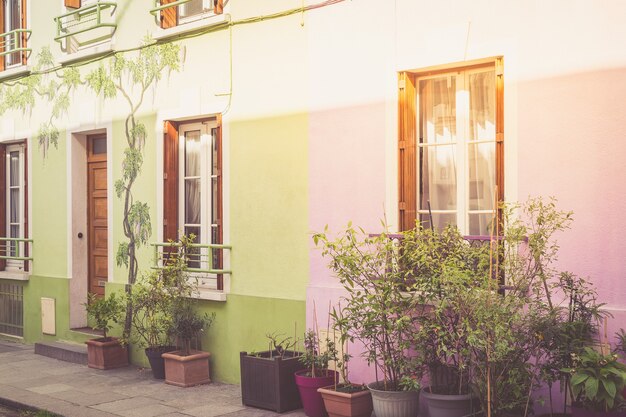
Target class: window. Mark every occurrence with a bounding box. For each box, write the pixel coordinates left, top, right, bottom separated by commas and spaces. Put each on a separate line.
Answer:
0, 0, 27, 70
159, 0, 223, 29
163, 117, 223, 289
0, 142, 28, 272
398, 58, 503, 235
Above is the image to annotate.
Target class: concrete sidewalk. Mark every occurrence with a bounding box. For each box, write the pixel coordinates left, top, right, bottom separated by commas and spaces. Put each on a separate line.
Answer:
0, 340, 307, 417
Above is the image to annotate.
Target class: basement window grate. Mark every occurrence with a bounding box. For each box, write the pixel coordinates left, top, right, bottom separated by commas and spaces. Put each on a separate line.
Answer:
0, 283, 23, 337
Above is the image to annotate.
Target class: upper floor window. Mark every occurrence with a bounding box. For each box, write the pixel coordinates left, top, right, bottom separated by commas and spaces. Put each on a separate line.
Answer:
398, 58, 504, 235
158, 0, 223, 29
0, 0, 28, 70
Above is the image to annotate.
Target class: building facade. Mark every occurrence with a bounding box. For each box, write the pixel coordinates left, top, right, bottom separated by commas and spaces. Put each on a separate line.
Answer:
0, 0, 625, 388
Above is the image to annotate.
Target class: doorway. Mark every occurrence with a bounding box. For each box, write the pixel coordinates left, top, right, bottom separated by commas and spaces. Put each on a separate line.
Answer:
87, 134, 108, 298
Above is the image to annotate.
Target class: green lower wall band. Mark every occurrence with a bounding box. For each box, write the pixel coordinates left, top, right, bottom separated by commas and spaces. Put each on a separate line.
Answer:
2, 276, 305, 384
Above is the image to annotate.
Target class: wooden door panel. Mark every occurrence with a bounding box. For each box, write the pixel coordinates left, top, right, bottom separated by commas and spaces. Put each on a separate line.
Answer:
88, 151, 107, 298
93, 197, 107, 222
93, 167, 107, 190
94, 228, 107, 251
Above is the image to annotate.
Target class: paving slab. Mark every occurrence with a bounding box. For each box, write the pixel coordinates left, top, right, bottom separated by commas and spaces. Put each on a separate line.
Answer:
0, 340, 308, 417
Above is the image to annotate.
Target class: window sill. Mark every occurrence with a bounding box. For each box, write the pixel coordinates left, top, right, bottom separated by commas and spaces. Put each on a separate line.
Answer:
153, 13, 229, 42
0, 65, 31, 81
0, 270, 30, 281
194, 289, 227, 302
59, 42, 115, 66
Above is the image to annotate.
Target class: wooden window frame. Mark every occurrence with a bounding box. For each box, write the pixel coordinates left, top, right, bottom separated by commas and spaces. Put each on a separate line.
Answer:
398, 57, 504, 233
163, 116, 224, 290
0, 140, 28, 272
0, 0, 28, 71
159, 0, 223, 29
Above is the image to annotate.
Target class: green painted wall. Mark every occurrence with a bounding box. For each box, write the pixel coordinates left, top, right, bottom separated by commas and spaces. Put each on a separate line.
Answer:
107, 282, 305, 383
15, 276, 89, 345
31, 135, 68, 279
230, 114, 309, 301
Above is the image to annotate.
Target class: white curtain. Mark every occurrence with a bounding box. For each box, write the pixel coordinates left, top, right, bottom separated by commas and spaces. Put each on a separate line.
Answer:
419, 76, 457, 229
468, 70, 496, 235
185, 132, 201, 227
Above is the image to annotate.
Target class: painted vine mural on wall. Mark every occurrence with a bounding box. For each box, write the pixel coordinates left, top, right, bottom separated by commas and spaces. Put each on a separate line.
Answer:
0, 39, 181, 336
0, 47, 82, 157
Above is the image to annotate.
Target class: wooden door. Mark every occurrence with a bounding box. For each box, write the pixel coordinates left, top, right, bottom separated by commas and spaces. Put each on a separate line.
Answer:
87, 135, 107, 297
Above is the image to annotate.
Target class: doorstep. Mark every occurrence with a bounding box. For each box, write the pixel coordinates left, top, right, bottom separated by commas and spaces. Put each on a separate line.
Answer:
34, 341, 87, 365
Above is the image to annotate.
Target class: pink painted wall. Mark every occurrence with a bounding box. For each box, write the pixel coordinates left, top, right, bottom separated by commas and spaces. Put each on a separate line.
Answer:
518, 67, 626, 337
303, 0, 626, 390
307, 102, 388, 384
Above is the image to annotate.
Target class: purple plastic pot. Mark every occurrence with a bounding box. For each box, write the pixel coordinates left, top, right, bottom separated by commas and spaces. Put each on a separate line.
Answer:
295, 369, 339, 417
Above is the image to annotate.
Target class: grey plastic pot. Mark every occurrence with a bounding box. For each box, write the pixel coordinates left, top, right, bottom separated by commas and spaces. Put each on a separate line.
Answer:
367, 381, 419, 417
421, 387, 475, 417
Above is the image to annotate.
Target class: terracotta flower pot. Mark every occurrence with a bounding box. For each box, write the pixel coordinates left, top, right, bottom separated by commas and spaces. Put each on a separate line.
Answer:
295, 369, 339, 417
162, 349, 211, 387
85, 337, 128, 370
317, 385, 373, 417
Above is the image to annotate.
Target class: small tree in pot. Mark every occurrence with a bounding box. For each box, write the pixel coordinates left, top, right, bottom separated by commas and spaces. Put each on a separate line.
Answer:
162, 299, 216, 387
84, 292, 128, 370
129, 236, 197, 379
314, 226, 424, 417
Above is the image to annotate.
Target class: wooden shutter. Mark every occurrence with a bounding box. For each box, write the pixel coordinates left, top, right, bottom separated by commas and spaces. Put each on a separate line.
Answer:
163, 121, 179, 242
64, 0, 81, 9
495, 57, 505, 207
0, 144, 6, 271
21, 0, 27, 65
160, 0, 178, 29
398, 72, 417, 231
23, 140, 28, 272
0, 3, 5, 72
214, 116, 223, 290
214, 0, 223, 14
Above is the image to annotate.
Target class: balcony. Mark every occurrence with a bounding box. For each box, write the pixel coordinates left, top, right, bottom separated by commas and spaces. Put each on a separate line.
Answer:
54, 2, 117, 53
0, 237, 33, 280
149, 0, 227, 40
0, 29, 31, 67
152, 241, 231, 298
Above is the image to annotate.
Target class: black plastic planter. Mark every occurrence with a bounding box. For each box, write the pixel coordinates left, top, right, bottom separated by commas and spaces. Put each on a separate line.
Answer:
240, 350, 305, 413
145, 346, 177, 379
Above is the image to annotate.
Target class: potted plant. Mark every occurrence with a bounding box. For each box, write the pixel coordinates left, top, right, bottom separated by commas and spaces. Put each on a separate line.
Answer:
317, 308, 373, 417
404, 226, 480, 417
314, 226, 424, 417
295, 329, 339, 417
129, 238, 195, 379
84, 292, 128, 370
162, 300, 216, 387
129, 271, 176, 379
240, 332, 305, 412
563, 346, 626, 416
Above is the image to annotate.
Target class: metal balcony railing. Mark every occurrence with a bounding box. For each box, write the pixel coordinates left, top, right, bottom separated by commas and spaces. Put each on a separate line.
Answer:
152, 241, 231, 278
0, 237, 33, 262
0, 29, 31, 61
149, 0, 220, 26
54, 2, 117, 46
